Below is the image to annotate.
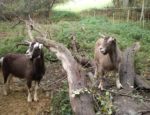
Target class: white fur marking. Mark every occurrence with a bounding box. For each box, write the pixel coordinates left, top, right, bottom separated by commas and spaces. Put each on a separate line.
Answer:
130, 86, 134, 88
34, 42, 39, 48
0, 57, 4, 64
26, 49, 30, 54
98, 80, 104, 90
3, 84, 8, 96
39, 44, 43, 49
116, 78, 122, 89
34, 82, 39, 102
27, 89, 32, 102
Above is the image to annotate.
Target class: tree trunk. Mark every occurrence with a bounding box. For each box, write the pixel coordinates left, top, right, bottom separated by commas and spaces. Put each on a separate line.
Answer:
123, 0, 129, 8
119, 42, 150, 90
35, 38, 95, 115
114, 42, 150, 115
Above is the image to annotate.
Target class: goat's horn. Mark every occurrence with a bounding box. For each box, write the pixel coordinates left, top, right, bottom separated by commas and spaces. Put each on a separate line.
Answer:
101, 34, 106, 38
16, 40, 31, 47
99, 33, 106, 38
24, 40, 31, 44
16, 43, 29, 48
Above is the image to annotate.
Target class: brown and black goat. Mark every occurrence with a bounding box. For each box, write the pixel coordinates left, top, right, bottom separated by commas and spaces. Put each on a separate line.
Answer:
94, 36, 123, 90
0, 41, 45, 102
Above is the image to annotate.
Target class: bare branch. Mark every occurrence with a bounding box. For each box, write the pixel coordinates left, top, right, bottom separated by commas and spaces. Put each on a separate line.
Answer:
25, 21, 34, 41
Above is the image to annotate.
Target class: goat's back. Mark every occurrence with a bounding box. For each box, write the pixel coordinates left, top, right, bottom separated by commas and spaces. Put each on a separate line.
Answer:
2, 54, 33, 78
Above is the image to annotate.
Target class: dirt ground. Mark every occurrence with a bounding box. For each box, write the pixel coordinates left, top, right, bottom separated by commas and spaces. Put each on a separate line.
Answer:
0, 62, 65, 115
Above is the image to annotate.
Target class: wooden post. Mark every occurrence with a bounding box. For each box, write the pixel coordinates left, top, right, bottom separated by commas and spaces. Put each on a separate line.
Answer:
127, 9, 130, 22
113, 13, 115, 24
93, 10, 96, 17
140, 0, 145, 28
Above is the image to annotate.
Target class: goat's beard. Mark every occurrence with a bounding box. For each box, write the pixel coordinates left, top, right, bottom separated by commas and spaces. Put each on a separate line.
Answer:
102, 52, 107, 55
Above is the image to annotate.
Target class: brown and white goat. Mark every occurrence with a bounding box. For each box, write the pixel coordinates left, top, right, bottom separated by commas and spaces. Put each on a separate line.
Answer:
94, 36, 122, 90
0, 41, 45, 102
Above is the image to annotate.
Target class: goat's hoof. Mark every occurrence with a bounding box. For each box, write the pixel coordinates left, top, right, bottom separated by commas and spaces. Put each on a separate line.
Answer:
98, 85, 104, 91
34, 98, 39, 102
3, 92, 8, 96
27, 99, 32, 102
27, 97, 32, 102
130, 85, 134, 88
116, 84, 123, 89
3, 90, 8, 96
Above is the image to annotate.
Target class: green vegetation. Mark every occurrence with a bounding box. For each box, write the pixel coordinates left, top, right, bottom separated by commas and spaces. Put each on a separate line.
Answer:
0, 11, 150, 114
50, 11, 81, 22
51, 82, 72, 115
0, 22, 26, 56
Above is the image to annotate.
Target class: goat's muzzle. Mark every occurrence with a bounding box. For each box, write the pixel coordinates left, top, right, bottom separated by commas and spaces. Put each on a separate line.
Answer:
100, 48, 107, 55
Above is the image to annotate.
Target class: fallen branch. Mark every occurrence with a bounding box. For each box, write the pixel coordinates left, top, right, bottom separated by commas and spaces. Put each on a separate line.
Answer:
137, 110, 150, 114
105, 89, 150, 102
35, 37, 95, 115
24, 19, 95, 115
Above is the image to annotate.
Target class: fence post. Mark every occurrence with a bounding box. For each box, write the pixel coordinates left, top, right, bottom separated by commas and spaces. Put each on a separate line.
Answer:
127, 9, 130, 22
113, 12, 115, 24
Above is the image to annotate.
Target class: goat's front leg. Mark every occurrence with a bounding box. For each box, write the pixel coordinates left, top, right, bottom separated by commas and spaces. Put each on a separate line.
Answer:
34, 81, 39, 102
116, 75, 122, 89
27, 80, 32, 102
116, 64, 123, 89
98, 73, 105, 90
94, 64, 98, 79
98, 69, 105, 90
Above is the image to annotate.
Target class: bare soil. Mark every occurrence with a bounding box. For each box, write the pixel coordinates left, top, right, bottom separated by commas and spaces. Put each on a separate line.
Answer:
0, 62, 65, 115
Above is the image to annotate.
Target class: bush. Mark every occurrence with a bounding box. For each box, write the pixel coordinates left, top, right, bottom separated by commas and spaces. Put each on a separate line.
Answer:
51, 82, 72, 115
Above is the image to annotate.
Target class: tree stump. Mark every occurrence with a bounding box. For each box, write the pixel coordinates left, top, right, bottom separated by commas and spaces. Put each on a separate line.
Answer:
114, 42, 150, 115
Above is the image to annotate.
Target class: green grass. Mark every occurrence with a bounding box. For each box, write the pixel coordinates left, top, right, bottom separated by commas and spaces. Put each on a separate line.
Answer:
0, 21, 26, 56
51, 82, 72, 115
0, 15, 150, 72
0, 13, 150, 114
50, 11, 81, 22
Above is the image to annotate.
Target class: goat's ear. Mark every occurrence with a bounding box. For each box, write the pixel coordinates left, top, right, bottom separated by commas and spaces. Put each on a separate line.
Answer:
112, 38, 116, 42
101, 36, 105, 39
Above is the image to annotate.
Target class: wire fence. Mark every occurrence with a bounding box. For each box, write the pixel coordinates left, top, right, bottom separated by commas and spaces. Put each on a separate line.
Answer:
83, 7, 150, 27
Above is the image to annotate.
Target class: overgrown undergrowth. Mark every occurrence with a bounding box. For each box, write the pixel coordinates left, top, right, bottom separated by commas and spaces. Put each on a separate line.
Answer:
0, 14, 150, 114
